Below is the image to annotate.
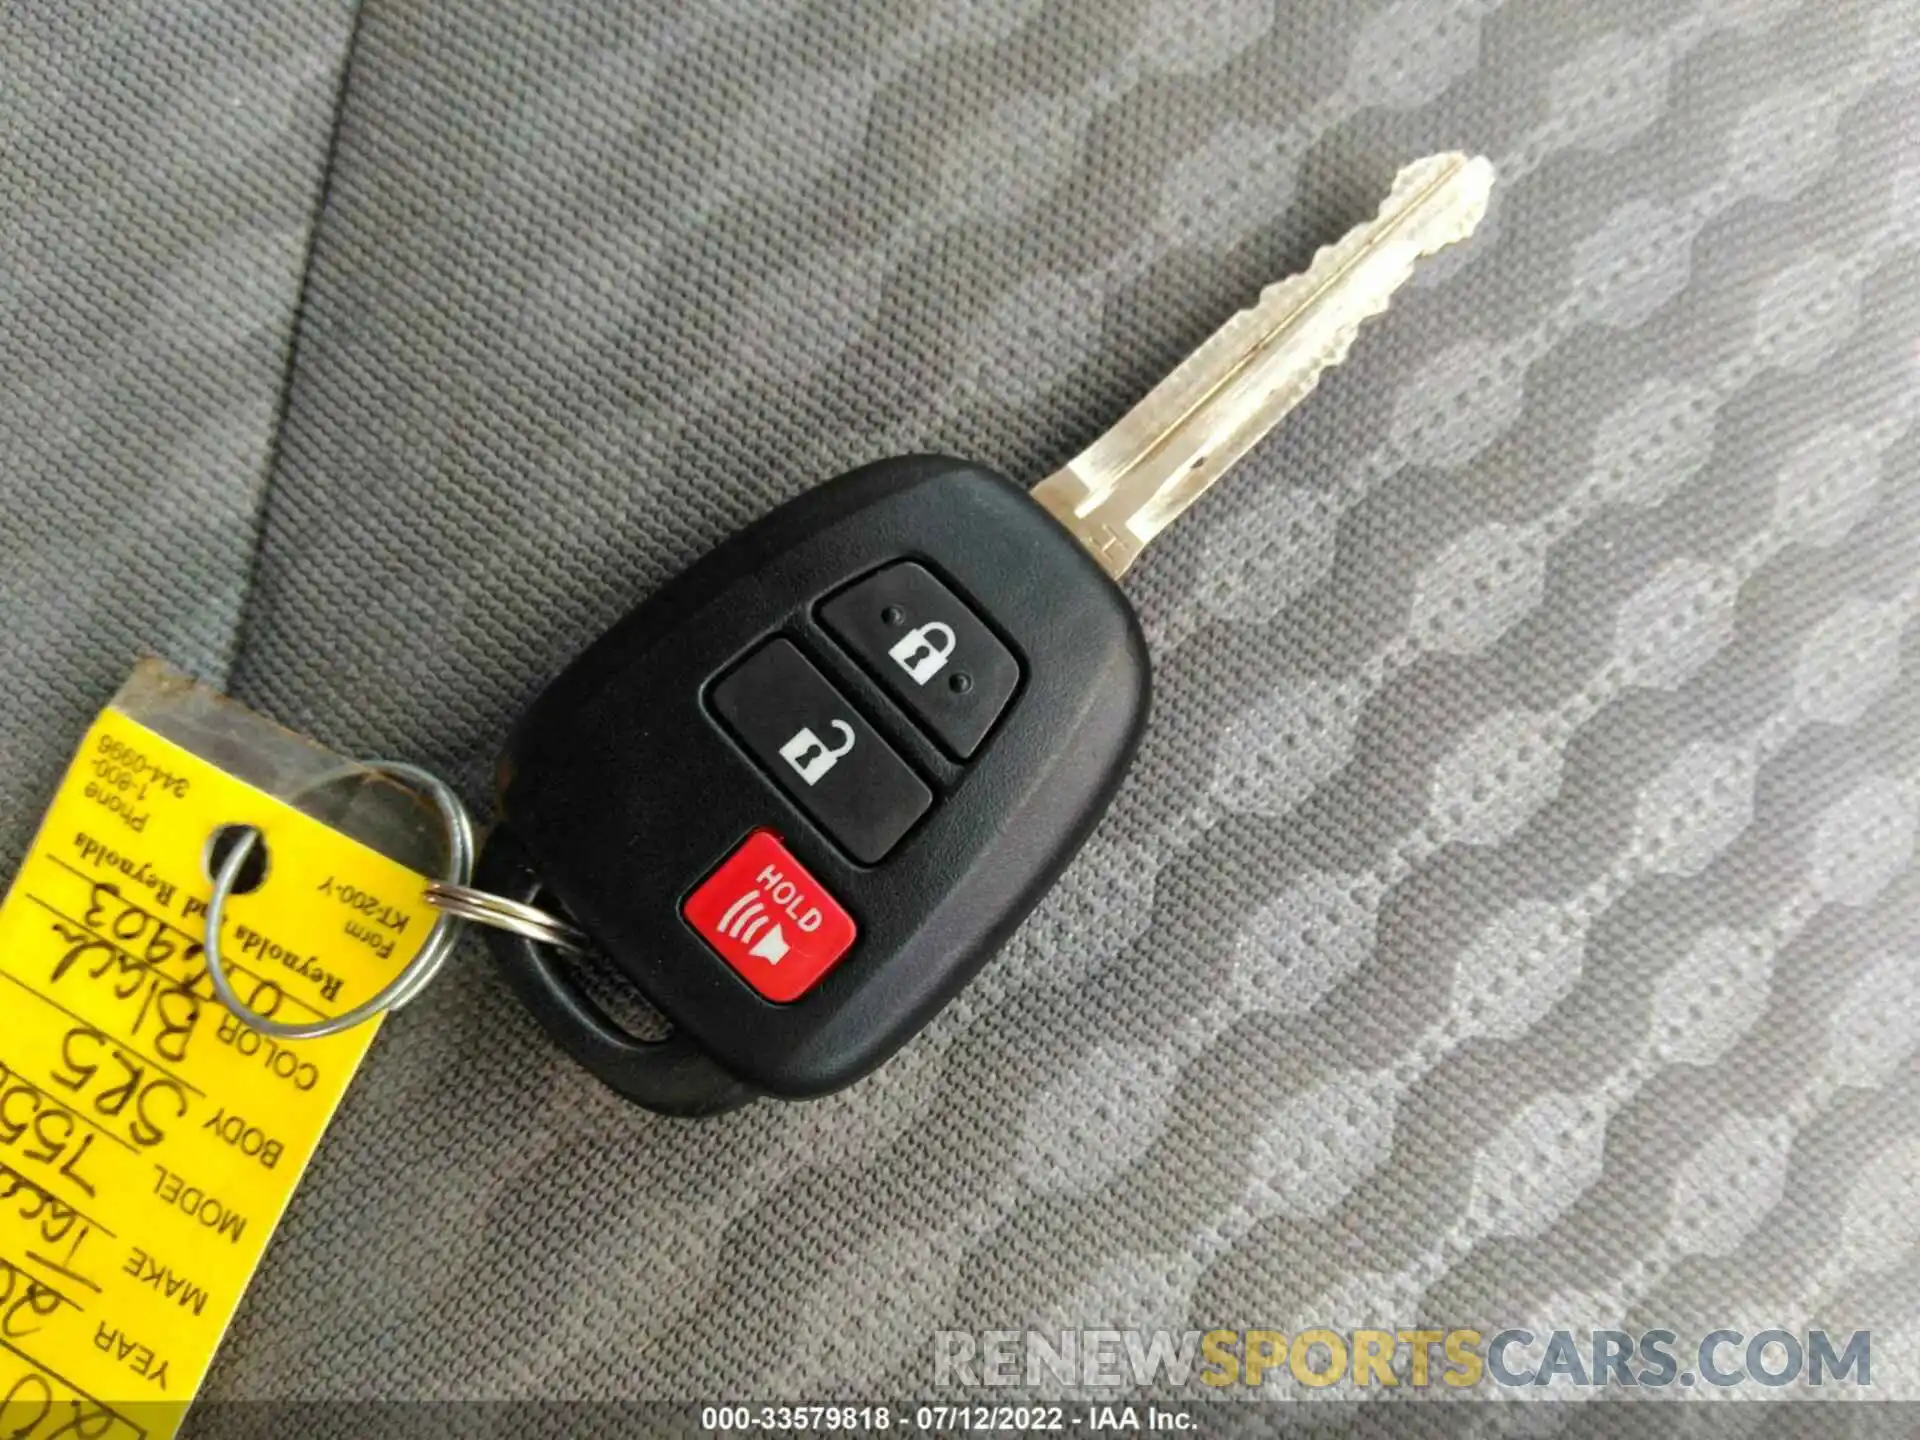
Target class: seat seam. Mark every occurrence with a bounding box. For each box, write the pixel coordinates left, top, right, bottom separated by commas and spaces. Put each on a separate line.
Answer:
219, 0, 368, 690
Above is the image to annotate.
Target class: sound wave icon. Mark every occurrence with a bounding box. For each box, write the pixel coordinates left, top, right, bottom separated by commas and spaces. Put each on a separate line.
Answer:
715, 889, 790, 963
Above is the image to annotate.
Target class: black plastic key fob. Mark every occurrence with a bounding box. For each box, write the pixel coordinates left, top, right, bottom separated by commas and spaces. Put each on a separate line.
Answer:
476, 456, 1149, 1115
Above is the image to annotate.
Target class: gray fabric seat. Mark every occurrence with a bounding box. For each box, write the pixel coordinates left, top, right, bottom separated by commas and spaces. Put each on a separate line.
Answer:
4, 0, 1917, 1424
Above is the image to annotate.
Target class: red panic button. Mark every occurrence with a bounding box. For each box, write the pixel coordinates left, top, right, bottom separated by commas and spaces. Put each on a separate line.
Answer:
682, 831, 857, 1002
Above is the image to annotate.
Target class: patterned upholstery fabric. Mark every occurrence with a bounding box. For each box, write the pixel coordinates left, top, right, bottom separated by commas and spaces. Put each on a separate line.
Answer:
5, 0, 1917, 1427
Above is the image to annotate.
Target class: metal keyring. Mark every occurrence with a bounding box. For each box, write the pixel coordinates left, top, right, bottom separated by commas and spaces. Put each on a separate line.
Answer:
202, 760, 477, 1040
424, 880, 588, 953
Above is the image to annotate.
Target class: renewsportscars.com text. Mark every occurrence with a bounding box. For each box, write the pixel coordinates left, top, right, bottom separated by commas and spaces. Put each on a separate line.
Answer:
935, 1327, 1872, 1391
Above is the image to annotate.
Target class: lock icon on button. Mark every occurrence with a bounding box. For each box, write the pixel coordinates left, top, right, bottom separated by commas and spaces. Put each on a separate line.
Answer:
887, 622, 957, 687
778, 720, 856, 787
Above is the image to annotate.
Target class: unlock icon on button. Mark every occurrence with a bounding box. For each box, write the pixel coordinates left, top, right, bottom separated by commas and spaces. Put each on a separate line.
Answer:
888, 622, 956, 686
778, 720, 855, 786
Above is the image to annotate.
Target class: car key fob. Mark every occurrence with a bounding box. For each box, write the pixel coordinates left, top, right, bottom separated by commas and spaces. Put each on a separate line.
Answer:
476, 457, 1149, 1115
473, 154, 1494, 1114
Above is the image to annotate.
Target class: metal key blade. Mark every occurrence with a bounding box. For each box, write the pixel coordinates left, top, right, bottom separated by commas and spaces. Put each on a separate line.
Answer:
1032, 151, 1496, 579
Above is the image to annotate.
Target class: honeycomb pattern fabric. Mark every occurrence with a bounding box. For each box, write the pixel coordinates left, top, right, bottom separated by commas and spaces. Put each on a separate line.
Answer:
6, 0, 1920, 1426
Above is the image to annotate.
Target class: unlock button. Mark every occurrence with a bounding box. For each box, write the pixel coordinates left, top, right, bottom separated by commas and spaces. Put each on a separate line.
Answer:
711, 639, 932, 864
821, 562, 1021, 759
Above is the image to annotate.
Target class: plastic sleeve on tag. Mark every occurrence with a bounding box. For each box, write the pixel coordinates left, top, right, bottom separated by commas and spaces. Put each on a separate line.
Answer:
0, 664, 444, 1438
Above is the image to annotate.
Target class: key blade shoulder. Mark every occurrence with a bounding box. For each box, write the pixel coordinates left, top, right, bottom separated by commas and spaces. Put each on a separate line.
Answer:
1034, 152, 1495, 578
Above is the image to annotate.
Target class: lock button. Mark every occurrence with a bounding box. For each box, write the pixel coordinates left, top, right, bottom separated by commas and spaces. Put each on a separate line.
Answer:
710, 639, 932, 863
820, 562, 1022, 759
890, 621, 958, 686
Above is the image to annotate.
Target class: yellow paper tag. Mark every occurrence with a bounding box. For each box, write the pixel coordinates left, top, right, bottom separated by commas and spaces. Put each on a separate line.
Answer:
0, 667, 443, 1438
